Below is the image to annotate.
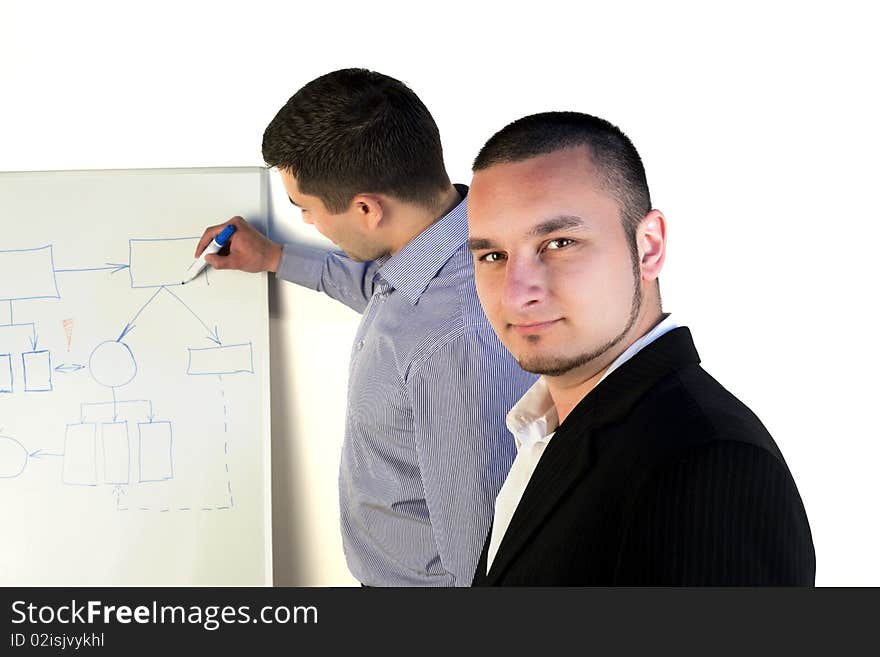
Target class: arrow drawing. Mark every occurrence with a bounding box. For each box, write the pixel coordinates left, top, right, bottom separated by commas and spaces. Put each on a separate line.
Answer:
117, 286, 164, 341
29, 449, 64, 459
55, 262, 130, 274
118, 285, 222, 345
162, 287, 223, 345
112, 486, 127, 511
54, 363, 85, 374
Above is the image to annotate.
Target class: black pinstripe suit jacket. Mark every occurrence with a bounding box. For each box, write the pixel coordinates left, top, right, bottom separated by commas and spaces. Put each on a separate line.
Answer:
472, 327, 815, 586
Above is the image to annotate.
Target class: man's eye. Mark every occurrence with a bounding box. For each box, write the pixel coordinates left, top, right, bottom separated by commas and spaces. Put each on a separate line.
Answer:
479, 252, 506, 263
546, 238, 574, 250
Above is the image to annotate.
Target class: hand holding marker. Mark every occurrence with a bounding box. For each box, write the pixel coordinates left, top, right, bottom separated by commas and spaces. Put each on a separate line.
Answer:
182, 224, 237, 284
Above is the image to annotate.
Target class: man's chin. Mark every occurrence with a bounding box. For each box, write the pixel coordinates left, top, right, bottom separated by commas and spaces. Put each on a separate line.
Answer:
515, 353, 584, 377
342, 246, 389, 263
340, 248, 369, 263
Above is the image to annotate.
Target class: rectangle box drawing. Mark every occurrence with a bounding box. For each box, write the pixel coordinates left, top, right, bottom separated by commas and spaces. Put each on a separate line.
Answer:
138, 421, 173, 482
102, 422, 129, 485
63, 423, 97, 486
0, 353, 12, 393
22, 350, 52, 392
0, 246, 60, 301
129, 238, 199, 288
187, 342, 254, 376
82, 400, 152, 424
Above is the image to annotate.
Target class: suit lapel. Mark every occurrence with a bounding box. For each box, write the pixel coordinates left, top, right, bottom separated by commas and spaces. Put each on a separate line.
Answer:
484, 406, 596, 584
483, 327, 701, 584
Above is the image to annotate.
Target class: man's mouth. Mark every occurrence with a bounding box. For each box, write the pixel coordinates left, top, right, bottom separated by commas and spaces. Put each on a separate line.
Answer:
509, 319, 562, 334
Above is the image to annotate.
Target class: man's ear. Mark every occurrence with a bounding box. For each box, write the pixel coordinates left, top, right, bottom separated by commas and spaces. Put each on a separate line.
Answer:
637, 209, 667, 282
350, 194, 384, 232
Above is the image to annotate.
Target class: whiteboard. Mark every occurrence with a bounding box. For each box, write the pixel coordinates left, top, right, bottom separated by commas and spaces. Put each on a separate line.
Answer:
0, 167, 272, 585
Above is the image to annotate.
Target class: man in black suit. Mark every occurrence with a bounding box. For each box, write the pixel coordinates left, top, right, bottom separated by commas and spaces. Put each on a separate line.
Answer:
466, 112, 815, 586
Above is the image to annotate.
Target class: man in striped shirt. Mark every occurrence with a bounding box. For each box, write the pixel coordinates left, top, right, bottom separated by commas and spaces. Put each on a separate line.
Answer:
196, 69, 536, 585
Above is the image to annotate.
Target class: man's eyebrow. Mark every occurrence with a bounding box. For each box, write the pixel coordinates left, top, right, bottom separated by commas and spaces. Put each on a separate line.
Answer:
529, 215, 586, 237
467, 237, 497, 251
288, 196, 300, 207
467, 216, 587, 251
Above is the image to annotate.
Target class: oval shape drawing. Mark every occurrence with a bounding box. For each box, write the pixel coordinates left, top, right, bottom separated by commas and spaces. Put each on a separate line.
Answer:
0, 436, 28, 478
89, 340, 138, 388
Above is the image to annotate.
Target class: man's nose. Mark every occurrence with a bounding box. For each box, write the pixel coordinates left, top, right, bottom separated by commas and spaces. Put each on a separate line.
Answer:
502, 255, 545, 312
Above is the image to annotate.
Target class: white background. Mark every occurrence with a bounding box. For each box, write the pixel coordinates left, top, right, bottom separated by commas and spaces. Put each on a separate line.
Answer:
2, 0, 877, 586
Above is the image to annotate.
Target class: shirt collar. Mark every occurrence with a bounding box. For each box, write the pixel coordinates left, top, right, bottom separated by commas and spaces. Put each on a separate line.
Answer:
505, 377, 559, 449
376, 184, 469, 305
504, 314, 679, 448
596, 313, 679, 386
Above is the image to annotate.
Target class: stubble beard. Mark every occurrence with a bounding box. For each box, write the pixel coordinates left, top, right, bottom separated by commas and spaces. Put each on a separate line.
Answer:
514, 263, 643, 377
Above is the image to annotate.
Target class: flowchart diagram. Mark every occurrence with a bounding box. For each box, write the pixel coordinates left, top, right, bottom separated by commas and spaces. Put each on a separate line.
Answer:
0, 238, 255, 513
0, 167, 270, 585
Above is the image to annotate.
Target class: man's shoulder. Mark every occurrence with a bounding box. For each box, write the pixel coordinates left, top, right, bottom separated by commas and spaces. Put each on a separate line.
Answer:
677, 364, 778, 448
419, 243, 487, 325
396, 246, 498, 373
622, 363, 785, 466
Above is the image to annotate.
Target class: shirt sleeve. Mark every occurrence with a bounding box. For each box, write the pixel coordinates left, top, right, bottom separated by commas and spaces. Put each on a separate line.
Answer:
274, 241, 382, 314
405, 326, 534, 586
615, 440, 816, 585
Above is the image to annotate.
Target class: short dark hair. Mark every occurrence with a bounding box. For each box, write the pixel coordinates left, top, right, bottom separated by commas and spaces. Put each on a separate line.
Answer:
262, 68, 451, 213
473, 111, 651, 254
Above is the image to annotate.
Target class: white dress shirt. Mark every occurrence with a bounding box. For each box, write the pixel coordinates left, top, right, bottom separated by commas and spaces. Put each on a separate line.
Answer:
486, 314, 679, 572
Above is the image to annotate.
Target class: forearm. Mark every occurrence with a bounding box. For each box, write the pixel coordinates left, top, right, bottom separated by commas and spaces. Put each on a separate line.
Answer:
275, 242, 379, 314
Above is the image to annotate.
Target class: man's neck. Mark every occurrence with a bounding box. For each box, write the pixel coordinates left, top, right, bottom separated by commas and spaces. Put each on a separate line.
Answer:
547, 308, 664, 424
387, 185, 461, 255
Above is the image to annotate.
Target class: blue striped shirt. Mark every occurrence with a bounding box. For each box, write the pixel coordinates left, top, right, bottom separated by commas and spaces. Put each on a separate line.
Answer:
275, 186, 537, 586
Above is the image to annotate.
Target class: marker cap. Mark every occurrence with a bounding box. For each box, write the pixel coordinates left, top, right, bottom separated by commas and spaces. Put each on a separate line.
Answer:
214, 224, 237, 247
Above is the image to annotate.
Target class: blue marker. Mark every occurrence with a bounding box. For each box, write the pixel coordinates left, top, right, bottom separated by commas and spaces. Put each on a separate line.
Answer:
181, 225, 236, 284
